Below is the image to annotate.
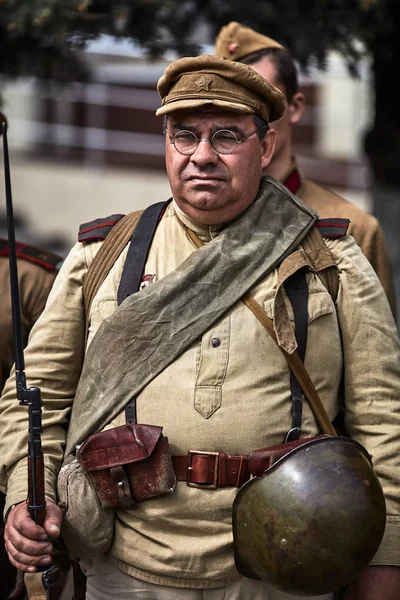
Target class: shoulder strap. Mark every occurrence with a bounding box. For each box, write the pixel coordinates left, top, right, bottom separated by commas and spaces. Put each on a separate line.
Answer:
78, 214, 125, 243
284, 270, 309, 441
83, 211, 143, 332
117, 200, 170, 305
243, 292, 337, 437
83, 200, 170, 336
301, 225, 340, 302
0, 239, 62, 271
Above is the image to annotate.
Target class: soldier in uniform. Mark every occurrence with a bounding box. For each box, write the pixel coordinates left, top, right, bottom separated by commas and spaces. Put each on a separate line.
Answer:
0, 241, 62, 391
0, 241, 61, 599
0, 56, 399, 600
215, 21, 397, 319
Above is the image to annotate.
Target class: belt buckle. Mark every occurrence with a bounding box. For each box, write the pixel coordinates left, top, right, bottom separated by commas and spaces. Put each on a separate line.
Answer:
187, 450, 219, 489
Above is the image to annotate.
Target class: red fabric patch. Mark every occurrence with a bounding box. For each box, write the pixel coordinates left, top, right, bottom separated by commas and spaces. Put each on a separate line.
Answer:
284, 168, 301, 195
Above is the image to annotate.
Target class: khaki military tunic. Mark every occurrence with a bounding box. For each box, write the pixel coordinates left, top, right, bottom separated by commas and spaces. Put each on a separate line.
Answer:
284, 163, 397, 319
0, 200, 399, 592
0, 252, 59, 391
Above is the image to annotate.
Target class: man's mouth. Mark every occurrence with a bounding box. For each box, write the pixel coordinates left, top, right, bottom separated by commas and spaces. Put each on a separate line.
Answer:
187, 176, 225, 183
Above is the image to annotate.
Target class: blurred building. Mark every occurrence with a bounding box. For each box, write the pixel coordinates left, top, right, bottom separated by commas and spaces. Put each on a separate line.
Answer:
0, 37, 373, 248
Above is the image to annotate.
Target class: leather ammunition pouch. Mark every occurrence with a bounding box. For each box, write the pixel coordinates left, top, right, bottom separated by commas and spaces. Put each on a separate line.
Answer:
77, 423, 176, 509
57, 423, 176, 558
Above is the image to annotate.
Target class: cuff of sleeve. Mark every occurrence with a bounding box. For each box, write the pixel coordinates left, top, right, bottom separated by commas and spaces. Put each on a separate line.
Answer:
4, 460, 57, 517
370, 515, 400, 566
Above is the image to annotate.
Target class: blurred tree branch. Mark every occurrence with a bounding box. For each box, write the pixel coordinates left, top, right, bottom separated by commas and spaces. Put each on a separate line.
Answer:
0, 1, 394, 81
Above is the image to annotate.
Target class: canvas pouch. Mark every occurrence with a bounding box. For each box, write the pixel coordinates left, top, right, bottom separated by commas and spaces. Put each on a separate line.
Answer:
57, 453, 115, 557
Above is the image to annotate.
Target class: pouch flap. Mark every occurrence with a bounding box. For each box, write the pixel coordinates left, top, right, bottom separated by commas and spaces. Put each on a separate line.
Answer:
77, 423, 163, 471
248, 434, 328, 477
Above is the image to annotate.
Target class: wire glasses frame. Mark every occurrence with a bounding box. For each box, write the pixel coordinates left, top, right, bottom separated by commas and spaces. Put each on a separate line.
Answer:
169, 129, 260, 156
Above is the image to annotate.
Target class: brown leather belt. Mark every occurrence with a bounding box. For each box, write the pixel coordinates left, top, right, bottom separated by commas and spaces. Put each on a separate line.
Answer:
171, 437, 326, 489
172, 450, 250, 489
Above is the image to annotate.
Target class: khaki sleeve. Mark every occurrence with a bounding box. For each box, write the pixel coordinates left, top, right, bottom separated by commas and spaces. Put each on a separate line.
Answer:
20, 263, 59, 328
328, 235, 400, 565
0, 242, 88, 513
355, 221, 397, 322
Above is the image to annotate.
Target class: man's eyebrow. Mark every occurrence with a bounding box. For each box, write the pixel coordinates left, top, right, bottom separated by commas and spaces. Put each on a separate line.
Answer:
170, 123, 246, 134
218, 125, 242, 134
170, 122, 197, 131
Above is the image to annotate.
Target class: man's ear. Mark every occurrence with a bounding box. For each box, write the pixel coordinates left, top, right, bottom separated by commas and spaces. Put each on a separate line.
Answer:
261, 129, 276, 171
288, 92, 305, 125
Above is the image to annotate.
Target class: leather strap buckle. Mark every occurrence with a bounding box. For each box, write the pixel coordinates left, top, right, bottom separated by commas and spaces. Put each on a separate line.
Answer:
187, 450, 219, 489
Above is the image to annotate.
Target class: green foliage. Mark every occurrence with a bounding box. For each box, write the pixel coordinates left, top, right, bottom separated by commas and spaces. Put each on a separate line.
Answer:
0, 0, 398, 80
0, 0, 202, 81
204, 0, 393, 75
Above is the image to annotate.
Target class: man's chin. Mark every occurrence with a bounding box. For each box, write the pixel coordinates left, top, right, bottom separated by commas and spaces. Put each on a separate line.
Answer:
181, 190, 226, 210
178, 199, 226, 225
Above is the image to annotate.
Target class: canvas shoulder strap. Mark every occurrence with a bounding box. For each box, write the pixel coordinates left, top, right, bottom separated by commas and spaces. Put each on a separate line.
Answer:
83, 210, 143, 333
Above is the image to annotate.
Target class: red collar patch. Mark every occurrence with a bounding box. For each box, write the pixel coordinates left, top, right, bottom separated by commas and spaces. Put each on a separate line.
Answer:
284, 167, 302, 195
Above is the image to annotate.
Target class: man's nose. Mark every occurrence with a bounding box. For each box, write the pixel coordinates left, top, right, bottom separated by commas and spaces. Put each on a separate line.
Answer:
190, 138, 219, 165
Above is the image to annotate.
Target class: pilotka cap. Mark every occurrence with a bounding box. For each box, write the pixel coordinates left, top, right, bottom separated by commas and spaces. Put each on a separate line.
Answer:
156, 54, 285, 123
215, 21, 284, 62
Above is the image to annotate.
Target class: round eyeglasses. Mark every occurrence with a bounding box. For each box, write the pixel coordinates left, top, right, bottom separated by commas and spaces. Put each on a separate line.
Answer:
169, 129, 259, 156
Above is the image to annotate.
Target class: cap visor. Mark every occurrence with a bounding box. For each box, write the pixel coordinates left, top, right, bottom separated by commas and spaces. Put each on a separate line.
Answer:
156, 98, 254, 116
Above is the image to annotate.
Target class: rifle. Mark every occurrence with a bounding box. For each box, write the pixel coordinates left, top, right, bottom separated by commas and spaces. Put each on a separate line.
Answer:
2, 121, 59, 596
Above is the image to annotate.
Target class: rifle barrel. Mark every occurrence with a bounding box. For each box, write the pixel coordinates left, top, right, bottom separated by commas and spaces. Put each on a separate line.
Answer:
2, 122, 26, 383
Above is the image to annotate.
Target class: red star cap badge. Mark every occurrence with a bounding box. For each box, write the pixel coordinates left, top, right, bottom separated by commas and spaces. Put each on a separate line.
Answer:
194, 74, 213, 92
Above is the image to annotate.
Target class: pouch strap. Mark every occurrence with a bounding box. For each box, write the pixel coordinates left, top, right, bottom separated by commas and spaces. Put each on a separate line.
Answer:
125, 397, 137, 424
72, 559, 87, 600
242, 291, 337, 437
110, 465, 137, 509
284, 269, 309, 441
24, 573, 47, 600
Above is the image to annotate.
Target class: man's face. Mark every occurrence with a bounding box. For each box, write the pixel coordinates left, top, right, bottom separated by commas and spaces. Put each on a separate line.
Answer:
165, 108, 275, 225
250, 57, 290, 162
250, 56, 304, 169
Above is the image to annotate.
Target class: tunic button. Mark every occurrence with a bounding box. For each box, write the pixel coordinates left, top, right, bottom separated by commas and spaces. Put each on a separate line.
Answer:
211, 337, 221, 348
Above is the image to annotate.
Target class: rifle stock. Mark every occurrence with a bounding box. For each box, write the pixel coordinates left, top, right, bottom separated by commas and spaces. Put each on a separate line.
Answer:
26, 387, 46, 527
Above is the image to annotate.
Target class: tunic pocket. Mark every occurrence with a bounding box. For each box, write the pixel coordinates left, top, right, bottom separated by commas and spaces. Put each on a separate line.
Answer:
263, 289, 334, 324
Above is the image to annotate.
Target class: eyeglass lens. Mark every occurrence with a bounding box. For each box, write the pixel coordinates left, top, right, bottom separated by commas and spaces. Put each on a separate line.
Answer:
172, 129, 241, 155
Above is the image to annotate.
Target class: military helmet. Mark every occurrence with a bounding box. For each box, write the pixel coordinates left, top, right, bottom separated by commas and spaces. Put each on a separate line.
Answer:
233, 436, 386, 596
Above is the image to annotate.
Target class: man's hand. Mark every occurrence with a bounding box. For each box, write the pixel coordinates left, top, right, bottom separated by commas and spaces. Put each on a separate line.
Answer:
4, 499, 62, 572
344, 565, 400, 600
